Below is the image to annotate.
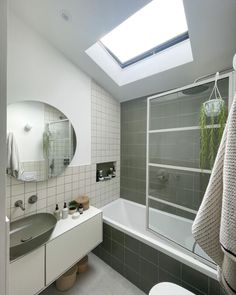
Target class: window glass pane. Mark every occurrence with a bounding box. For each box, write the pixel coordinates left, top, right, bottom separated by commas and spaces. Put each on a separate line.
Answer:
101, 0, 188, 64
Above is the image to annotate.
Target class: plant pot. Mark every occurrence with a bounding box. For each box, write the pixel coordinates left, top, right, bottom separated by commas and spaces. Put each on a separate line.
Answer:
203, 99, 224, 117
69, 206, 77, 215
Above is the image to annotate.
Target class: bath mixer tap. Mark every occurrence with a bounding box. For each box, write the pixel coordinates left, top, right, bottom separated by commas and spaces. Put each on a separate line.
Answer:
15, 200, 25, 211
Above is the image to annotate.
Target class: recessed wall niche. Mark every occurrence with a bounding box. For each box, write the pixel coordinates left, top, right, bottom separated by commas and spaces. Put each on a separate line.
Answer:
96, 162, 116, 182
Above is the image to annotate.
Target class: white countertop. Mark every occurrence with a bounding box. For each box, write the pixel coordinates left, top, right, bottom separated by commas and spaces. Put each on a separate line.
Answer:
49, 206, 102, 241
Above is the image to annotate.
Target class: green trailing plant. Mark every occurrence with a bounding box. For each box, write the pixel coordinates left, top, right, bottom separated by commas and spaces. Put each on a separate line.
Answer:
199, 100, 226, 170
209, 111, 215, 168
218, 103, 226, 142
199, 72, 227, 170
199, 105, 208, 169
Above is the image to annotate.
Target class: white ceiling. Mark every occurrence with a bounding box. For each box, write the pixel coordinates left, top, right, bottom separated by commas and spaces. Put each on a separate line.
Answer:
10, 0, 236, 101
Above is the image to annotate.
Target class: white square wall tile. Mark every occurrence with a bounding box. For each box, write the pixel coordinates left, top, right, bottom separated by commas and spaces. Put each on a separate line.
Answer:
25, 182, 36, 193
11, 184, 24, 196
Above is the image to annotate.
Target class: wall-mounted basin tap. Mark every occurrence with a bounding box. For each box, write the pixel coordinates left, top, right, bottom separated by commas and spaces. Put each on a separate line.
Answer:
15, 200, 25, 211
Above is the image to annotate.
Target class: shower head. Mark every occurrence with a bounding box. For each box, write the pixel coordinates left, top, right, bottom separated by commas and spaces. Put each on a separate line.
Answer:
182, 84, 209, 95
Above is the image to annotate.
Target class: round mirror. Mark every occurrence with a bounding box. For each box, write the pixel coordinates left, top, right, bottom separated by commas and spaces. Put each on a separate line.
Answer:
7, 101, 77, 181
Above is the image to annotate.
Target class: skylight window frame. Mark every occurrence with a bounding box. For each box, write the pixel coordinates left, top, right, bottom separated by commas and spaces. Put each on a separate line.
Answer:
100, 31, 189, 69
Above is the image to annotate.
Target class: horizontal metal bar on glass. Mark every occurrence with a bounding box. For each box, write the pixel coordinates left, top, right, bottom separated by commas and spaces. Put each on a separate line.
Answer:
149, 124, 221, 134
148, 195, 197, 215
148, 163, 211, 174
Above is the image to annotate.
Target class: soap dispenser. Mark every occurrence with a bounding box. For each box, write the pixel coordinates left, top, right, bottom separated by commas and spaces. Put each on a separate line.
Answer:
54, 204, 61, 221
62, 202, 68, 219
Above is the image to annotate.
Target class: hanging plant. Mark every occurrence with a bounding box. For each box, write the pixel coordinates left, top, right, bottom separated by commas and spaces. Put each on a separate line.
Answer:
199, 72, 226, 170
199, 105, 208, 169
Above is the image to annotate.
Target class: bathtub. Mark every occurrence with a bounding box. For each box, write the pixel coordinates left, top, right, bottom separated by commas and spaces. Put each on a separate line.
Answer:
102, 198, 217, 280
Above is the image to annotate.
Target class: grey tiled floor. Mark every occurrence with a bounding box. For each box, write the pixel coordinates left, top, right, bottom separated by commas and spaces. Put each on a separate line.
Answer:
41, 253, 145, 295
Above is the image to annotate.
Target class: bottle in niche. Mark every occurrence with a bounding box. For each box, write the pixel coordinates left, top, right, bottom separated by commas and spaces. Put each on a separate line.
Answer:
54, 204, 61, 221
96, 170, 100, 182
112, 164, 116, 177
78, 203, 83, 214
109, 167, 113, 179
62, 202, 69, 219
99, 170, 104, 181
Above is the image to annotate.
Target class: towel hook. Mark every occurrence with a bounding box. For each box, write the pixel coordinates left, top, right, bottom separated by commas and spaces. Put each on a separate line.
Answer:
24, 124, 32, 132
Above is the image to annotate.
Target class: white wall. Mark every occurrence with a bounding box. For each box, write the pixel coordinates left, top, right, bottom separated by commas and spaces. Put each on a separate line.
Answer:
0, 0, 7, 293
7, 101, 45, 162
7, 11, 91, 166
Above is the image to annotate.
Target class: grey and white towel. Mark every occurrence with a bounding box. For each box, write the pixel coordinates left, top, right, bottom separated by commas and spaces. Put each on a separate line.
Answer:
192, 93, 236, 294
7, 132, 23, 179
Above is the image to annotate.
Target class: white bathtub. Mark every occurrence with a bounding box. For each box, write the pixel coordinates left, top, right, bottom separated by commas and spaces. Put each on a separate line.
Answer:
102, 198, 217, 280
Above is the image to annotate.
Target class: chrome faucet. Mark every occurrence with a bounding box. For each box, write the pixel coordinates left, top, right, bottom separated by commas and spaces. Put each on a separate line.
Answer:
15, 200, 25, 211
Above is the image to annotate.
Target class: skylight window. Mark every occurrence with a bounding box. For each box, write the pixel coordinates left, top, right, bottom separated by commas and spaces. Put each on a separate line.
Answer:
100, 0, 189, 68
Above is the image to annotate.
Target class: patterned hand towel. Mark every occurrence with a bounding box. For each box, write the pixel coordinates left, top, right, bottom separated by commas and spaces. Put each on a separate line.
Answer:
192, 93, 236, 294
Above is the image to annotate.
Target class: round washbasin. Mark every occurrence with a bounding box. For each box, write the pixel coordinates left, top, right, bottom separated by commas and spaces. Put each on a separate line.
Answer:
10, 213, 57, 260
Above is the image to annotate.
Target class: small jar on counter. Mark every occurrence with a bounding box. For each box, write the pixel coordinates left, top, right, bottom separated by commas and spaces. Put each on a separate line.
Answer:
78, 203, 83, 214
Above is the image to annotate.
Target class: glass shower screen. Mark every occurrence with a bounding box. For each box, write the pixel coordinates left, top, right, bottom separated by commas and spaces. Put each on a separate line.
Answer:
146, 76, 230, 263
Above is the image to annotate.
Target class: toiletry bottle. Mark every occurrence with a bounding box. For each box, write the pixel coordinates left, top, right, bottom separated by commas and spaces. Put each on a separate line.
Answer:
112, 164, 116, 177
109, 167, 113, 179
54, 204, 61, 221
62, 202, 69, 219
99, 170, 104, 181
78, 203, 83, 214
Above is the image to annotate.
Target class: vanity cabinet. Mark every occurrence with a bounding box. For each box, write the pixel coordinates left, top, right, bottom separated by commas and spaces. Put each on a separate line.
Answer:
9, 247, 44, 295
46, 213, 102, 284
9, 208, 102, 295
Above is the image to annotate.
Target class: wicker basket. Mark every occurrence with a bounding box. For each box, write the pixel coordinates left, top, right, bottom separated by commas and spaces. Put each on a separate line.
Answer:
77, 255, 89, 273
55, 264, 78, 291
75, 196, 89, 210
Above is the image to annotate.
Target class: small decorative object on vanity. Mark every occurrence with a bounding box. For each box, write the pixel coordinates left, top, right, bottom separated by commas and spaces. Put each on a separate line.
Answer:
75, 196, 89, 210
54, 204, 61, 221
72, 212, 80, 219
78, 204, 83, 215
69, 206, 77, 215
62, 202, 68, 219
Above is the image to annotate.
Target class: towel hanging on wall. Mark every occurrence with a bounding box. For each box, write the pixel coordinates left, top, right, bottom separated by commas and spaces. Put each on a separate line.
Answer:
192, 92, 236, 294
6, 132, 23, 179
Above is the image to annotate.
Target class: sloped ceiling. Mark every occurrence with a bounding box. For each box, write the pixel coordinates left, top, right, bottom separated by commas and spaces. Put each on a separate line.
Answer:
10, 0, 236, 101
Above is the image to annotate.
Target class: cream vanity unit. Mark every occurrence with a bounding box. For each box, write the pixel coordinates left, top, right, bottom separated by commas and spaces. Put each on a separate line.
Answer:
9, 207, 102, 295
